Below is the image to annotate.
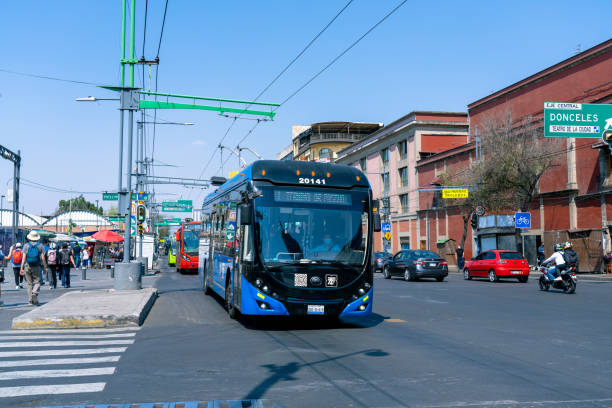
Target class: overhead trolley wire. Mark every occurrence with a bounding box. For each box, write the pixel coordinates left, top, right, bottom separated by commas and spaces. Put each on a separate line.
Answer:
192, 0, 356, 193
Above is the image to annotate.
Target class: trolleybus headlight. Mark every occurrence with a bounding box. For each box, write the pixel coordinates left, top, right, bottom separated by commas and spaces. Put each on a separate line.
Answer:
358, 288, 366, 295
255, 278, 263, 288
262, 285, 270, 294
358, 304, 367, 311
364, 282, 371, 290
257, 301, 269, 309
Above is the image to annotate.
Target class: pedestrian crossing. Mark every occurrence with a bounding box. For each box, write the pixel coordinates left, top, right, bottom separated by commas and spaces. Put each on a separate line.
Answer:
0, 327, 138, 399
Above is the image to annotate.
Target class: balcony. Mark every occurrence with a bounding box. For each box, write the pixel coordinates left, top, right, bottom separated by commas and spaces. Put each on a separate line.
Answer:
296, 132, 367, 156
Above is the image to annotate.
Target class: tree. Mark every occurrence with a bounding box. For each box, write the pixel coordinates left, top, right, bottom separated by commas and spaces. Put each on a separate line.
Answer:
56, 195, 103, 216
106, 205, 118, 217
476, 112, 558, 251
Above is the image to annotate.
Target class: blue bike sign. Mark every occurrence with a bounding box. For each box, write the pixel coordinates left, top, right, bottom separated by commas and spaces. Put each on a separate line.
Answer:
514, 212, 531, 229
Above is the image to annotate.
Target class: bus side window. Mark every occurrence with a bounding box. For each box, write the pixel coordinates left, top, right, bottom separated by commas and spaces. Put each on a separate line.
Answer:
242, 225, 253, 262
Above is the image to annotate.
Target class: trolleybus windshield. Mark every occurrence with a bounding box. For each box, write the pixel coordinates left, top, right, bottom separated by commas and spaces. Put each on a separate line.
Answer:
254, 186, 369, 267
182, 224, 201, 256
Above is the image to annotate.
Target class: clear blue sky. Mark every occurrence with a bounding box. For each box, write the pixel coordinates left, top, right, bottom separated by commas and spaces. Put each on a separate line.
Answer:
1, 1, 610, 216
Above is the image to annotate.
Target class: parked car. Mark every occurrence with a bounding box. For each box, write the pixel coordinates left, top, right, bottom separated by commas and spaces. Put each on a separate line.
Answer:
463, 250, 529, 282
383, 249, 448, 281
374, 251, 393, 272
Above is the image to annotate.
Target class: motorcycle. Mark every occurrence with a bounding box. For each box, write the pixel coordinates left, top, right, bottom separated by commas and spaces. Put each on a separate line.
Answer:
538, 265, 577, 294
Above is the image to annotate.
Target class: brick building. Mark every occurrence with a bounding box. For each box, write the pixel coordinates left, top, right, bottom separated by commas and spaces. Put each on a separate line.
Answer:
417, 38, 612, 271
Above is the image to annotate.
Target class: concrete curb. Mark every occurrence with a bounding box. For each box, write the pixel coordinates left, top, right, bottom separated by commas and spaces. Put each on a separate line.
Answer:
11, 288, 158, 330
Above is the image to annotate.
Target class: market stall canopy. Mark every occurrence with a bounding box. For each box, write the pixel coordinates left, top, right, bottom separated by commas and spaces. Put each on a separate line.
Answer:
83, 236, 96, 243
29, 229, 56, 240
50, 233, 79, 243
91, 230, 124, 243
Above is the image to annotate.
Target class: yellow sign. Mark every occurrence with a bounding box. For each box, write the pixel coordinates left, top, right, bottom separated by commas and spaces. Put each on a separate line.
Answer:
384, 232, 391, 240
229, 171, 240, 179
442, 188, 469, 199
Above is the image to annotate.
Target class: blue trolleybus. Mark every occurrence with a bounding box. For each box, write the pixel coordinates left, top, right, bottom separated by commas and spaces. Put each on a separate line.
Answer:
199, 160, 381, 319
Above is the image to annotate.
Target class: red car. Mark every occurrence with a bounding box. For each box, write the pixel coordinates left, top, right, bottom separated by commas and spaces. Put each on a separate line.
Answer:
463, 250, 529, 283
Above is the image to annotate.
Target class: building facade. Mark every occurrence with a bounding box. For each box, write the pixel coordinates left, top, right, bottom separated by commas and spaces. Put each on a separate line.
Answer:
292, 122, 382, 162
335, 111, 469, 254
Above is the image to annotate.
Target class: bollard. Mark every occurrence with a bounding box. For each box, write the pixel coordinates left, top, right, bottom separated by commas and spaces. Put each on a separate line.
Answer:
81, 267, 86, 281
110, 265, 115, 278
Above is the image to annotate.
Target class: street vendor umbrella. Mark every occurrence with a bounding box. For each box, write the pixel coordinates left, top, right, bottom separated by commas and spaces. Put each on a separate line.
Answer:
91, 230, 124, 243
30, 229, 56, 240
83, 236, 96, 243
50, 233, 79, 243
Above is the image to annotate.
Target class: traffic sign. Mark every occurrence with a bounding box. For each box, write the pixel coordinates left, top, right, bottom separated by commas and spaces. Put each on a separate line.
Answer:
384, 232, 392, 241
442, 188, 469, 199
108, 216, 123, 222
162, 206, 192, 212
102, 193, 118, 201
515, 212, 531, 229
381, 222, 391, 233
474, 206, 486, 216
544, 102, 612, 138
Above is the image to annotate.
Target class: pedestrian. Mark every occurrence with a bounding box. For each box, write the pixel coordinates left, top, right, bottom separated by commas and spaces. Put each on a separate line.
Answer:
20, 231, 47, 306
456, 244, 465, 271
4, 242, 24, 289
538, 243, 545, 266
39, 240, 49, 286
82, 245, 90, 268
46, 243, 59, 289
72, 243, 82, 268
59, 243, 76, 288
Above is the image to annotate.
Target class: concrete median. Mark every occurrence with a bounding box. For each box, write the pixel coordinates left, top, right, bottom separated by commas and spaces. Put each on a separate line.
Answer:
11, 288, 158, 330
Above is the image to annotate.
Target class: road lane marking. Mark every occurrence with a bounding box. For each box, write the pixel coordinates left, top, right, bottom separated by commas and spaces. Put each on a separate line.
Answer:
384, 318, 406, 323
0, 367, 116, 380
0, 356, 121, 368
0, 382, 106, 397
0, 333, 136, 340
0, 339, 134, 348
0, 347, 127, 358
0, 328, 139, 334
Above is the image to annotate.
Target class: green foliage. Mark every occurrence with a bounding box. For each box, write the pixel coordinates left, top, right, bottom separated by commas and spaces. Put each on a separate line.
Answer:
56, 195, 103, 216
106, 205, 118, 216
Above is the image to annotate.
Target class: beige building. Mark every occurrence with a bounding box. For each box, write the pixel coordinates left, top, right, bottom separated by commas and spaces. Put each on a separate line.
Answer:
291, 122, 382, 162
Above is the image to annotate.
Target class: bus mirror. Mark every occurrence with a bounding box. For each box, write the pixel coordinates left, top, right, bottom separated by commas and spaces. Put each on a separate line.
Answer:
373, 213, 382, 232
240, 204, 252, 225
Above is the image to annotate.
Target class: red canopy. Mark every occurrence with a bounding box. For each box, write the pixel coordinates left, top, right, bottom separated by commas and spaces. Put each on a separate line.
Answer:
91, 230, 124, 243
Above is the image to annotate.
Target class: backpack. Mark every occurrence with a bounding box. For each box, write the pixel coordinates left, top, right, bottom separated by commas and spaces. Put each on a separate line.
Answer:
60, 248, 71, 265
47, 249, 57, 265
12, 248, 23, 264
26, 244, 41, 265
563, 249, 579, 267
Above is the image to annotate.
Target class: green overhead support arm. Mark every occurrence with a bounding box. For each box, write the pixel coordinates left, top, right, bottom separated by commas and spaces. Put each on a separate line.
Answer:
139, 100, 276, 119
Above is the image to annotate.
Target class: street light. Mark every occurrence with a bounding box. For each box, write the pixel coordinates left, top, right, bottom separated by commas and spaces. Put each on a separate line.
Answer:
75, 96, 120, 102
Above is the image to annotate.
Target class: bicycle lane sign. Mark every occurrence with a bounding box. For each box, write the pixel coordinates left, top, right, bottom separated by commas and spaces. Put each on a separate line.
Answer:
515, 212, 531, 228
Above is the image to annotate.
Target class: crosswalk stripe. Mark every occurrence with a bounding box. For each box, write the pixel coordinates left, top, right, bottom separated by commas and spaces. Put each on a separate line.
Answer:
0, 328, 139, 334
0, 382, 106, 397
0, 347, 127, 358
0, 356, 121, 368
0, 339, 134, 348
0, 333, 136, 340
0, 367, 116, 380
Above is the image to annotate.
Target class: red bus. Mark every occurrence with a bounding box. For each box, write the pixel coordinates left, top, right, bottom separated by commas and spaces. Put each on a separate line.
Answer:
175, 221, 201, 273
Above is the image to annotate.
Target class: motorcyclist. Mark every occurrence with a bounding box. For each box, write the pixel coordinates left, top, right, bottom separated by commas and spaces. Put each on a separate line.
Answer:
542, 243, 566, 281
562, 241, 579, 273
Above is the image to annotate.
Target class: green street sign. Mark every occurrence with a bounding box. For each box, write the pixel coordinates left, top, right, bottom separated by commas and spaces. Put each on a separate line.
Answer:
544, 102, 612, 138
108, 216, 124, 222
103, 193, 118, 201
155, 221, 181, 226
178, 200, 192, 206
103, 192, 149, 201
162, 206, 193, 212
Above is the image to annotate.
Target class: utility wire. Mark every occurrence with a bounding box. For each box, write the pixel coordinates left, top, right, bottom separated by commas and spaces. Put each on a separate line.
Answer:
192, 0, 354, 192
157, 0, 169, 57
0, 68, 99, 86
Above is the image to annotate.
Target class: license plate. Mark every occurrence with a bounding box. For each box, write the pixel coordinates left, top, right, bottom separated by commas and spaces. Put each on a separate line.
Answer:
307, 305, 324, 315
511, 270, 521, 274
429, 263, 437, 267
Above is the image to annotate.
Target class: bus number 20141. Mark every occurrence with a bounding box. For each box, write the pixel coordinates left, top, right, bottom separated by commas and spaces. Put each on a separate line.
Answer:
299, 178, 326, 185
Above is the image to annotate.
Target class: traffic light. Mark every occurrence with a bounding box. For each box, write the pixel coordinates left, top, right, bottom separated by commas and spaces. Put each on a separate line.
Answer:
604, 129, 612, 148
185, 218, 193, 223
137, 224, 144, 235
137, 205, 146, 223
471, 213, 478, 229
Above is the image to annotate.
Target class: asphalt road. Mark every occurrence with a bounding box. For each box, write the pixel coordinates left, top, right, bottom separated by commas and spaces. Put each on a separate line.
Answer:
3, 263, 612, 408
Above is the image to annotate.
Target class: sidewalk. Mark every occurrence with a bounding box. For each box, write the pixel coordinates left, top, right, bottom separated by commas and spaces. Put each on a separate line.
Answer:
1, 266, 160, 330
447, 265, 612, 281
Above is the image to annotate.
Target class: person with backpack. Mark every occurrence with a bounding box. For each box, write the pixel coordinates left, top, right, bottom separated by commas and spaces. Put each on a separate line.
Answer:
46, 243, 59, 289
562, 241, 579, 273
59, 243, 75, 288
4, 242, 24, 289
72, 243, 82, 268
20, 231, 47, 306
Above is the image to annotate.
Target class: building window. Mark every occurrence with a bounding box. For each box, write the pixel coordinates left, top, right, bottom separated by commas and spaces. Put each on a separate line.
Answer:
359, 157, 367, 172
381, 172, 390, 194
400, 194, 409, 214
398, 140, 407, 160
319, 148, 332, 160
398, 167, 408, 187
380, 148, 389, 167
